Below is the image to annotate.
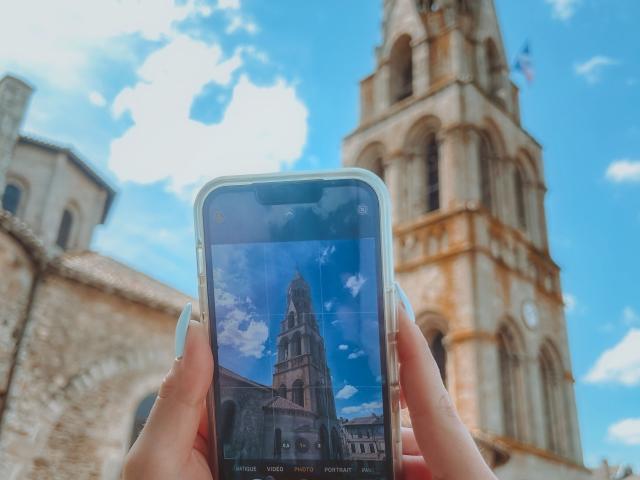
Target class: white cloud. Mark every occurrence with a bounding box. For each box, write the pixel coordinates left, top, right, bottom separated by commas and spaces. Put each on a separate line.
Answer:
336, 385, 358, 400
545, 0, 581, 20
213, 269, 269, 359
574, 56, 619, 84
563, 293, 577, 314
0, 0, 204, 87
608, 418, 640, 446
338, 344, 349, 351
239, 45, 270, 64
348, 349, 365, 360
623, 307, 640, 326
226, 14, 259, 35
217, 0, 241, 9
324, 300, 335, 312
88, 91, 107, 107
585, 329, 640, 386
341, 401, 383, 415
318, 245, 336, 265
108, 34, 308, 196
606, 160, 640, 183
217, 307, 269, 359
345, 273, 367, 297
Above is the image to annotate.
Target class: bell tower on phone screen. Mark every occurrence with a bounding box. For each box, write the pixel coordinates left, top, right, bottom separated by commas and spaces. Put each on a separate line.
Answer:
342, 1, 589, 479
273, 270, 337, 419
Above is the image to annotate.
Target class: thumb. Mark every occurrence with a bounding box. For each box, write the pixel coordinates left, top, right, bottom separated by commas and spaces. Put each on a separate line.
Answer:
128, 304, 213, 476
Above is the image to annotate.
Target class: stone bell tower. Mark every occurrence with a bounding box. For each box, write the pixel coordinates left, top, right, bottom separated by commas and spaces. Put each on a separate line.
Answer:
343, 1, 589, 478
273, 270, 337, 419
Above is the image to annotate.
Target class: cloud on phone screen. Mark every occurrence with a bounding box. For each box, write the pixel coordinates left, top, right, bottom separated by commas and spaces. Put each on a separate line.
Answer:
344, 273, 366, 297
336, 384, 358, 400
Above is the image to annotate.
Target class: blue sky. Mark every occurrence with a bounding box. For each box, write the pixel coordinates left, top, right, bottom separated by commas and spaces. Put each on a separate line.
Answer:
1, 0, 638, 470
212, 239, 383, 419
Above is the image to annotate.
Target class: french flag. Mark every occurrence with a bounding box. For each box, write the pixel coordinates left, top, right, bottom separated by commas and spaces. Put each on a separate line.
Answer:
514, 42, 534, 84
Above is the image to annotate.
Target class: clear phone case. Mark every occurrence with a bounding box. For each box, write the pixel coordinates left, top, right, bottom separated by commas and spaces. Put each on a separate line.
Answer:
193, 168, 401, 479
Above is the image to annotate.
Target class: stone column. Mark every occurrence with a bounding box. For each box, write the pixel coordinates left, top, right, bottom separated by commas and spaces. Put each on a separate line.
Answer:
376, 63, 391, 113
413, 37, 430, 95
440, 125, 473, 210
385, 150, 408, 224
528, 350, 548, 448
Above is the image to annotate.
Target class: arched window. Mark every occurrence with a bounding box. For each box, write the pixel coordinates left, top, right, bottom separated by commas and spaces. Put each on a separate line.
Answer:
356, 143, 386, 182
278, 384, 287, 399
457, 0, 472, 14
2, 183, 22, 216
287, 311, 295, 329
539, 343, 571, 457
129, 393, 156, 447
428, 332, 447, 386
426, 134, 440, 212
292, 332, 302, 357
514, 167, 527, 231
479, 136, 494, 212
497, 325, 526, 441
370, 157, 385, 181
292, 380, 304, 407
56, 208, 74, 249
486, 39, 503, 101
274, 428, 283, 458
279, 338, 289, 362
390, 35, 413, 103
220, 400, 237, 455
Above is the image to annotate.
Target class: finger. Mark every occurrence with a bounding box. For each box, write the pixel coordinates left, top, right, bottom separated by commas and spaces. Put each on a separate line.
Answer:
397, 306, 495, 479
401, 455, 433, 480
198, 400, 209, 442
194, 401, 210, 459
401, 427, 421, 456
131, 319, 213, 473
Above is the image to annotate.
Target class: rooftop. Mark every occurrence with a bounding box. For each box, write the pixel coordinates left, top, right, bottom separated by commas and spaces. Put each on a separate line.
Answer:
16, 134, 116, 223
53, 251, 195, 316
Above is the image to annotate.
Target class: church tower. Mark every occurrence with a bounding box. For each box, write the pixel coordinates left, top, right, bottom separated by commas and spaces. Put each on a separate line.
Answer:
343, 1, 589, 478
273, 271, 337, 420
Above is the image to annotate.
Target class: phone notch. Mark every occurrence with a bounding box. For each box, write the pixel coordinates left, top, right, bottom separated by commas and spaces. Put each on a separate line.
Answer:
254, 181, 323, 205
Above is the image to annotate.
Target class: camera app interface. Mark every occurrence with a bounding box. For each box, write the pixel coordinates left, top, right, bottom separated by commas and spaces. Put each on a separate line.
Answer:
209, 187, 391, 480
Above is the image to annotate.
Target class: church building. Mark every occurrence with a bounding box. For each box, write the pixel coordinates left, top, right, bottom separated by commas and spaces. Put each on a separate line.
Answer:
343, 0, 590, 478
218, 270, 345, 462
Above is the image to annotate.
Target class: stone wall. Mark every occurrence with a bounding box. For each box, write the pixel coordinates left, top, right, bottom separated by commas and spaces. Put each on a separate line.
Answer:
0, 226, 38, 420
0, 220, 182, 479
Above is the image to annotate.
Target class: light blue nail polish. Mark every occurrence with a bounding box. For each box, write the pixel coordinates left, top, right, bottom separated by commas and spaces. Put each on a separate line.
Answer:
175, 303, 192, 359
395, 282, 415, 324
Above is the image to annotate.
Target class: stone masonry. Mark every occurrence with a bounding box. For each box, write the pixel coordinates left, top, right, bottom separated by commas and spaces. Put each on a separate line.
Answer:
343, 0, 590, 479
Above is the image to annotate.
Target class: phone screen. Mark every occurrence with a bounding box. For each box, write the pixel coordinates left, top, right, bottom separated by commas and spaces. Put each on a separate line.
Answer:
202, 179, 393, 480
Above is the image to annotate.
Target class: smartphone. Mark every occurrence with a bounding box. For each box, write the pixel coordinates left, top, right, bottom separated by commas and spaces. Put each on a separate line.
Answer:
194, 169, 400, 480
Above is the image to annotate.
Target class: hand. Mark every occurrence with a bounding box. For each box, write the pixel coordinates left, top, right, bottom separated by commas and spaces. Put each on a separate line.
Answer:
396, 294, 497, 480
123, 312, 213, 480
123, 299, 497, 480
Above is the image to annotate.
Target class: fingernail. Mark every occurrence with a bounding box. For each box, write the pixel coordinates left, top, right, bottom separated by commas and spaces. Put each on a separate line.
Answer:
395, 282, 415, 324
175, 303, 192, 359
